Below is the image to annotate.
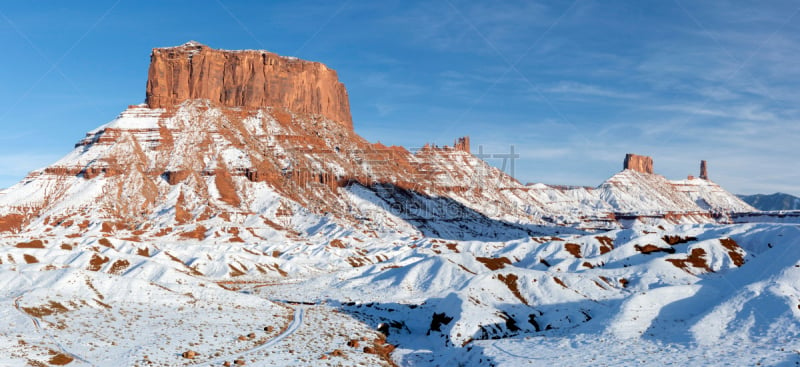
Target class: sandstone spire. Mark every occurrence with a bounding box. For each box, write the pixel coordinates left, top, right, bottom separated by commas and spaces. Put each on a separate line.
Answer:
700, 160, 708, 180
623, 153, 653, 174
454, 136, 470, 153
145, 41, 353, 129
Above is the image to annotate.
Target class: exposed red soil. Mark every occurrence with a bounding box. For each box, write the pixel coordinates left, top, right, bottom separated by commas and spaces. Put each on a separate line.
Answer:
87, 254, 109, 271
242, 248, 261, 256
228, 264, 246, 277
22, 301, 69, 318
179, 225, 207, 240
0, 213, 24, 233
16, 240, 45, 249
346, 256, 371, 267
553, 277, 568, 289
24, 254, 39, 264
662, 235, 697, 246
174, 191, 192, 224
446, 243, 460, 253
48, 352, 74, 365
560, 243, 580, 258
719, 238, 745, 267
154, 227, 173, 237
329, 239, 346, 248
635, 244, 676, 254
100, 222, 116, 233
666, 248, 712, 273
476, 256, 512, 271
270, 264, 288, 277
595, 236, 614, 254
163, 251, 204, 276
456, 263, 476, 275
108, 259, 130, 275
363, 337, 397, 366
497, 273, 528, 305
214, 163, 241, 207
94, 299, 112, 309
97, 238, 114, 248
136, 247, 150, 257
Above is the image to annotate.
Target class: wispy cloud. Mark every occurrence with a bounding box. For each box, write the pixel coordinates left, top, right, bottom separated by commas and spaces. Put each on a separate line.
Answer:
544, 81, 641, 100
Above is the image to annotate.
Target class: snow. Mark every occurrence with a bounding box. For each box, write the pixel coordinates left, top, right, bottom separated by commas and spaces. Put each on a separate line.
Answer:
90, 106, 162, 133
0, 101, 794, 366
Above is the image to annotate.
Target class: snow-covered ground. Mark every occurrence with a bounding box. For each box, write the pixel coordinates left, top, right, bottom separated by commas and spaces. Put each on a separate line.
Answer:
3, 221, 794, 365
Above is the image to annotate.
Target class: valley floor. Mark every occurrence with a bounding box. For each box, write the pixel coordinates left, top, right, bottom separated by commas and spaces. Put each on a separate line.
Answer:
2, 222, 800, 366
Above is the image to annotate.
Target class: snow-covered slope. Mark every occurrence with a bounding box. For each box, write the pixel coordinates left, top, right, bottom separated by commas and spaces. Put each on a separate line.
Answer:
0, 42, 786, 366
255, 223, 800, 366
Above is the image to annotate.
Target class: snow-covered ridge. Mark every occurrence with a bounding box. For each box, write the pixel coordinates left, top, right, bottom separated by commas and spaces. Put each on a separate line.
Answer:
88, 104, 163, 133
0, 102, 756, 239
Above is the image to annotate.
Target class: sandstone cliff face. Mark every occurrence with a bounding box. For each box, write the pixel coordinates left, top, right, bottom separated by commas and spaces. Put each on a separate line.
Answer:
624, 154, 653, 174
145, 41, 353, 130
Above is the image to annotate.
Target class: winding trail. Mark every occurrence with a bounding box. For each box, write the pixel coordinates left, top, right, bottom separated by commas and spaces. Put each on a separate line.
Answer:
196, 306, 305, 366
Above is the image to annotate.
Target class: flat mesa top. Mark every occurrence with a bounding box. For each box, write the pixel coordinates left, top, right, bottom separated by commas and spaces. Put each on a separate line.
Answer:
153, 41, 307, 63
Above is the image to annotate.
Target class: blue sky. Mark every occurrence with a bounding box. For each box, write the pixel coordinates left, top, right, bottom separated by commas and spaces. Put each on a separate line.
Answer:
1, 0, 798, 196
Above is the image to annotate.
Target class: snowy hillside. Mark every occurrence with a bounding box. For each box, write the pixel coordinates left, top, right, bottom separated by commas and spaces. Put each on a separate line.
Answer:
0, 42, 789, 366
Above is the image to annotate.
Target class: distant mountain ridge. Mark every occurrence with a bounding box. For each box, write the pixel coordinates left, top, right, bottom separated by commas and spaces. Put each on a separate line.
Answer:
737, 192, 800, 211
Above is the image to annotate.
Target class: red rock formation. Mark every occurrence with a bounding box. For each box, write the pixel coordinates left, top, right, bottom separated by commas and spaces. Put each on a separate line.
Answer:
454, 136, 470, 153
623, 153, 653, 174
145, 41, 353, 129
700, 160, 708, 180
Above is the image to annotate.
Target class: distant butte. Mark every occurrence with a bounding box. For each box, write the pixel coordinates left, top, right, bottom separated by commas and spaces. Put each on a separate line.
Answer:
145, 41, 353, 130
623, 153, 654, 174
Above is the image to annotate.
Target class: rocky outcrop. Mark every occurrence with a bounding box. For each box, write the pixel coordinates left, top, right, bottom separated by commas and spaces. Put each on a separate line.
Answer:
623, 154, 653, 174
700, 160, 708, 180
454, 136, 470, 153
145, 41, 353, 129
